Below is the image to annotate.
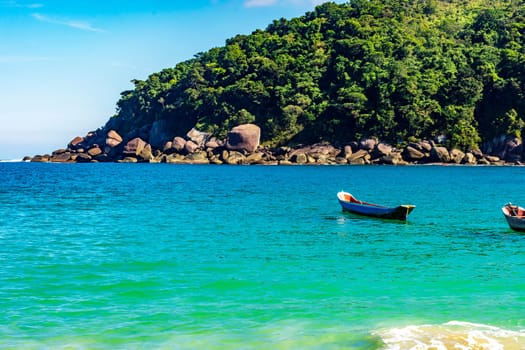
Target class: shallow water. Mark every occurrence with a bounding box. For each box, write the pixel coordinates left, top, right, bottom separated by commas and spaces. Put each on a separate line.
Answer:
1, 163, 525, 349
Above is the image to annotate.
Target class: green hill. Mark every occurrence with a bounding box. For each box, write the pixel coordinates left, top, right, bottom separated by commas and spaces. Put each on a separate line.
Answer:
105, 0, 525, 151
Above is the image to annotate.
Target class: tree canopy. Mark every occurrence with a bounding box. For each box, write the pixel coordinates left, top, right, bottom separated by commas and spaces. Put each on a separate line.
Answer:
108, 0, 525, 151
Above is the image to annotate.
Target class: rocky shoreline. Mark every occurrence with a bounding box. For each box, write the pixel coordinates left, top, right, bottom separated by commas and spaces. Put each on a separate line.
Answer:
26, 123, 525, 166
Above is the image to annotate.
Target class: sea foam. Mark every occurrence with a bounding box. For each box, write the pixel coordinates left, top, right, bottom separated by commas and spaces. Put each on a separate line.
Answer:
375, 321, 525, 350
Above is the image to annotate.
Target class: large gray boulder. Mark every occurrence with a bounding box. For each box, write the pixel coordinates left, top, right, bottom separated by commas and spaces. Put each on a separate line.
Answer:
226, 124, 260, 153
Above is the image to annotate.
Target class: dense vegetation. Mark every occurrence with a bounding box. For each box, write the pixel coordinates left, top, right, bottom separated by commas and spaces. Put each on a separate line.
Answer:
108, 0, 525, 151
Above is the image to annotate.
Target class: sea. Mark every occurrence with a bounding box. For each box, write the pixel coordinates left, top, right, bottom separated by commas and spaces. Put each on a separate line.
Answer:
1, 162, 525, 349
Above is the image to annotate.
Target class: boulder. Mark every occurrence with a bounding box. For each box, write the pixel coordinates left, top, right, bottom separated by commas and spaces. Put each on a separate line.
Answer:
450, 149, 465, 164
379, 152, 405, 165
223, 150, 246, 165
226, 124, 260, 153
87, 146, 102, 157
184, 140, 199, 154
290, 152, 308, 164
373, 142, 392, 158
205, 138, 221, 150
84, 130, 105, 149
172, 137, 186, 153
68, 136, 84, 149
430, 146, 450, 163
288, 144, 339, 162
462, 152, 477, 165
477, 157, 491, 165
471, 149, 483, 159
419, 141, 433, 152
50, 152, 72, 162
246, 152, 264, 164
310, 144, 340, 158
123, 137, 147, 156
186, 128, 209, 147
407, 141, 432, 153
485, 155, 501, 163
347, 149, 370, 164
105, 130, 123, 148
31, 155, 50, 162
402, 146, 425, 161
209, 155, 223, 165
138, 144, 154, 161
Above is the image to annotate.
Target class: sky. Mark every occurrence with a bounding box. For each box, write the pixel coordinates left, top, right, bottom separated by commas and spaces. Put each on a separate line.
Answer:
0, 0, 346, 160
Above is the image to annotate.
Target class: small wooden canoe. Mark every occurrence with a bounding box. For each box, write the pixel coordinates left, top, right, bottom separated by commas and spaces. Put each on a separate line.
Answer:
502, 203, 525, 232
337, 191, 415, 221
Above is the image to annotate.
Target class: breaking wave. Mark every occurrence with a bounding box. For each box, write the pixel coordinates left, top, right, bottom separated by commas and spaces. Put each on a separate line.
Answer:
375, 321, 525, 350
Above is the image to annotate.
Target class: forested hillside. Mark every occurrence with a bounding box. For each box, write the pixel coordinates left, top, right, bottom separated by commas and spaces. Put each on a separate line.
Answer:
106, 0, 525, 151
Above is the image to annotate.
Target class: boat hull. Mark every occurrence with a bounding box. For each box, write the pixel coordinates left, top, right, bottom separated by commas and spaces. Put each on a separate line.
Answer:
337, 191, 415, 221
502, 204, 525, 232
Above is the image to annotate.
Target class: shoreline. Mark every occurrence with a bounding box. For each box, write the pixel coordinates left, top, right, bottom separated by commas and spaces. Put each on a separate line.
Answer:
25, 140, 524, 167
23, 124, 525, 166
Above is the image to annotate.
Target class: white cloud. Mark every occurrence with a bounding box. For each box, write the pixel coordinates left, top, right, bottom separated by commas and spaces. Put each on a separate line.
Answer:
1, 0, 43, 8
244, 0, 277, 7
289, 0, 329, 4
32, 13, 105, 32
0, 55, 54, 63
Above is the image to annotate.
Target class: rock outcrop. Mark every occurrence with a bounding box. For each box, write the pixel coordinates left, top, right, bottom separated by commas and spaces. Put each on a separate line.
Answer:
26, 123, 525, 166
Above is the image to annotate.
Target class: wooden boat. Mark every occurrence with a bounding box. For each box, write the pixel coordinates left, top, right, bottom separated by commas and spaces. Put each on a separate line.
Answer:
337, 191, 415, 221
502, 203, 525, 232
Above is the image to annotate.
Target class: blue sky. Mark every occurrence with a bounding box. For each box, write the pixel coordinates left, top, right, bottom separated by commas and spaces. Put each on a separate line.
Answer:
0, 0, 346, 160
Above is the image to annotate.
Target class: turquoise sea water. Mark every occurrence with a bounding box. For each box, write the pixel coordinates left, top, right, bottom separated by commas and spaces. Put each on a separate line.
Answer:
2, 162, 525, 349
